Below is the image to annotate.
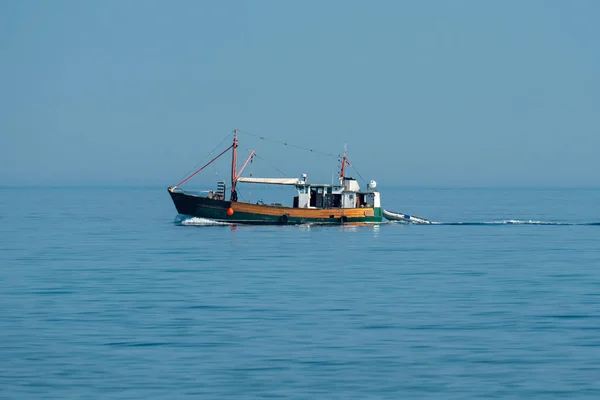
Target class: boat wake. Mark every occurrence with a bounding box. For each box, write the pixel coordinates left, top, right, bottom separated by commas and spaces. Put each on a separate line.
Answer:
175, 216, 229, 226
416, 220, 600, 226
383, 208, 600, 226
174, 214, 600, 227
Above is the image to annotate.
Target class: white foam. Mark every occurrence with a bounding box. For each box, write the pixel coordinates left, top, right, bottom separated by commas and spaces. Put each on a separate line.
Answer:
487, 220, 555, 225
422, 220, 568, 226
180, 217, 229, 226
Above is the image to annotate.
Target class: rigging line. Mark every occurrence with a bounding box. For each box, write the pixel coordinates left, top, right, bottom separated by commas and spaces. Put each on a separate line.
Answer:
248, 151, 255, 202
240, 136, 263, 178
175, 144, 234, 187
176, 131, 233, 184
334, 152, 367, 186
253, 153, 287, 177
254, 135, 265, 159
211, 153, 219, 177
238, 129, 337, 158
349, 164, 368, 186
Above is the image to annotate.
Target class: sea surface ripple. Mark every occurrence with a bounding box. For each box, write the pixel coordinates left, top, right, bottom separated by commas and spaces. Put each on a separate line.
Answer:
1, 187, 600, 399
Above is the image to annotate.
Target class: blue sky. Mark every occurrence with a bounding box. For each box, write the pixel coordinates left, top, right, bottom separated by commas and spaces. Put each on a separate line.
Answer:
1, 0, 599, 187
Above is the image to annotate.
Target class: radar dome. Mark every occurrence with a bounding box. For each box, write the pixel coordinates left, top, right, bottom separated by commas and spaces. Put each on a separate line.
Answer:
368, 180, 377, 190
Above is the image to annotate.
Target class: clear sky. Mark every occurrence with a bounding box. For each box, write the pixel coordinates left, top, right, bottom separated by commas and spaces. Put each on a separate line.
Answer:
1, 0, 599, 187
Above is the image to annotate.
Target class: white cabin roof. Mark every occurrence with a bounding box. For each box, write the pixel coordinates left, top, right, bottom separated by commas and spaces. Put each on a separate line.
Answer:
237, 177, 301, 185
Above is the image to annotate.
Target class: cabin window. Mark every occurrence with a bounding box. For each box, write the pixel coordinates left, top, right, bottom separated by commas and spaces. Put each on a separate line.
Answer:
309, 189, 316, 207
357, 193, 366, 207
325, 194, 333, 208
332, 194, 341, 207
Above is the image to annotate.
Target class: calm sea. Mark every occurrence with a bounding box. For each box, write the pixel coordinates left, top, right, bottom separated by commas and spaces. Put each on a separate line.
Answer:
1, 187, 599, 399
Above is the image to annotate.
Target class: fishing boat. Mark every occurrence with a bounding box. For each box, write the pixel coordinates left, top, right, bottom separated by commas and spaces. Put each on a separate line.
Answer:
168, 129, 383, 224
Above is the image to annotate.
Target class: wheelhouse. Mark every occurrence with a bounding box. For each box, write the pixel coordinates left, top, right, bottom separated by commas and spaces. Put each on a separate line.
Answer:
293, 176, 380, 210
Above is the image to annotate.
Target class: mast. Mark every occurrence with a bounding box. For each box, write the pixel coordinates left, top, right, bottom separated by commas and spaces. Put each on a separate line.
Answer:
339, 145, 350, 182
231, 129, 238, 201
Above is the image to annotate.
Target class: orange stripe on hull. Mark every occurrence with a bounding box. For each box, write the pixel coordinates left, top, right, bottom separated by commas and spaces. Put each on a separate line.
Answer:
231, 201, 375, 219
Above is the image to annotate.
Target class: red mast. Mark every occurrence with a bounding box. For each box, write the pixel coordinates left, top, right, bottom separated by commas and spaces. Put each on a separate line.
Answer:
231, 129, 238, 201
339, 145, 351, 181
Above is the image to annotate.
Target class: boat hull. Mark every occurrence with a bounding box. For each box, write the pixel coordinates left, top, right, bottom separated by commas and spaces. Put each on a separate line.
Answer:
169, 189, 382, 225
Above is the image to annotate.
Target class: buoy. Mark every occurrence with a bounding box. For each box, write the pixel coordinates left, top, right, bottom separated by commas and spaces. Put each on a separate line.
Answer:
227, 207, 234, 216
